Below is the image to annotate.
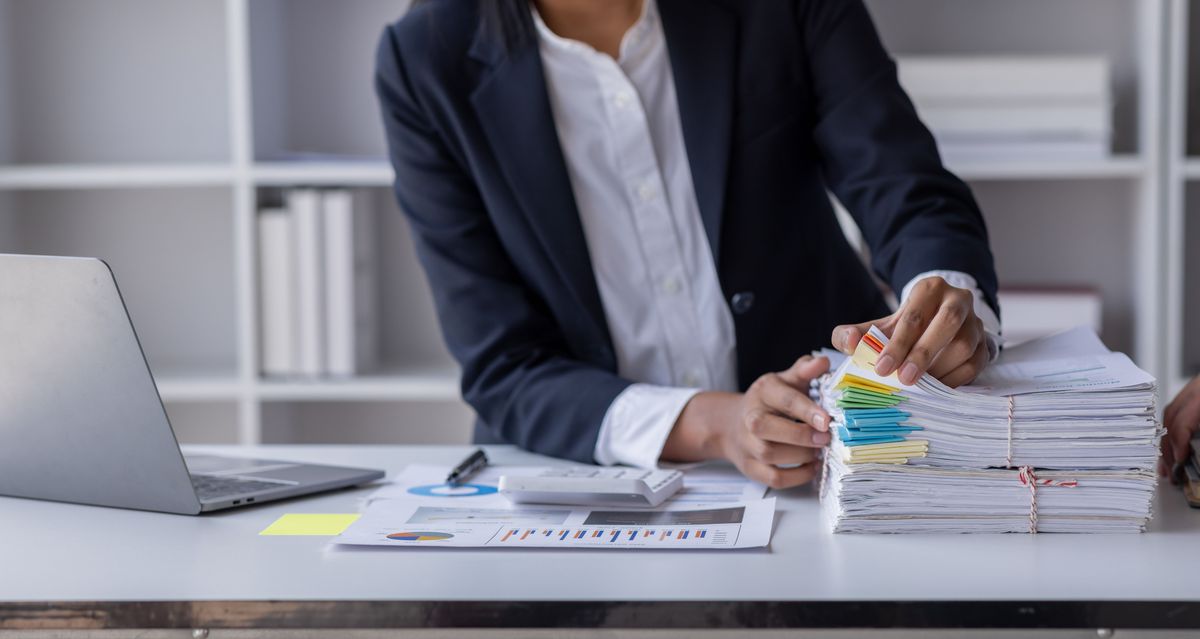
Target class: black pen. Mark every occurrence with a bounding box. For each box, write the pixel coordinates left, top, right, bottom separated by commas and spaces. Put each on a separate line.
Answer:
445, 448, 489, 486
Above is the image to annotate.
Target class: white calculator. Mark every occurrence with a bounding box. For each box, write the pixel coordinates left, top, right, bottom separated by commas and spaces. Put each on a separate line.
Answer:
498, 467, 684, 507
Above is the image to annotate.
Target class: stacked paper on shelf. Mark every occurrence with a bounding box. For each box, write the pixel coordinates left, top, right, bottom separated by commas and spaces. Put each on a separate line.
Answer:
815, 326, 1161, 534
896, 56, 1112, 162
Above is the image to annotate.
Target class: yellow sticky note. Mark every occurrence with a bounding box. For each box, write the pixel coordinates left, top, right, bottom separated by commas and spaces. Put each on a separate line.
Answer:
259, 513, 361, 536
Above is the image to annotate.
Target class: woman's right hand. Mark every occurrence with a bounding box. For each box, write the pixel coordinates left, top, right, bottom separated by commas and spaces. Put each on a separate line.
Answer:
663, 356, 833, 489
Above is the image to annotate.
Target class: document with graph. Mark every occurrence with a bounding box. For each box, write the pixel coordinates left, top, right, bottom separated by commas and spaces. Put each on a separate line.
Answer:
334, 463, 774, 549
334, 498, 775, 549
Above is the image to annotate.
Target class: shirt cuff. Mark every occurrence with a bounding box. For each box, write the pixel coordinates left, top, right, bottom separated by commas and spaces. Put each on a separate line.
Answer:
593, 383, 701, 468
900, 270, 1003, 362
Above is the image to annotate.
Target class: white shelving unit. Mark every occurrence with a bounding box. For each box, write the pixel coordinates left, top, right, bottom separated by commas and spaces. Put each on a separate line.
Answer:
868, 0, 1167, 385
0, 0, 473, 447
0, 0, 1182, 445
1165, 0, 1200, 399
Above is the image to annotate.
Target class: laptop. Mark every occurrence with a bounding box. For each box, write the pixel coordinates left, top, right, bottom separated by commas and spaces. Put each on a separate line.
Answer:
0, 254, 385, 514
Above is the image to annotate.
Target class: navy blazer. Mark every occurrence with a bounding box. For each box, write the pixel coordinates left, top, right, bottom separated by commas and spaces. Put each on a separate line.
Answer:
375, 0, 999, 462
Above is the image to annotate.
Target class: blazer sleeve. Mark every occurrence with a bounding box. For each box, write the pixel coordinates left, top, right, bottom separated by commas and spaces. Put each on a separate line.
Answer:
799, 0, 1000, 316
374, 25, 632, 463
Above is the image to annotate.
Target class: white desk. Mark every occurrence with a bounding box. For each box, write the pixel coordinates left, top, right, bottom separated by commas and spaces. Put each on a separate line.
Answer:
2, 444, 1200, 632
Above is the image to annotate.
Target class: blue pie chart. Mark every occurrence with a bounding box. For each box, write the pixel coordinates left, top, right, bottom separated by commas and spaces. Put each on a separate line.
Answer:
407, 483, 498, 497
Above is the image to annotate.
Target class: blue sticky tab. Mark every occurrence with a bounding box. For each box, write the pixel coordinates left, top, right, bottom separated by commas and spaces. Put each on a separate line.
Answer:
843, 435, 907, 447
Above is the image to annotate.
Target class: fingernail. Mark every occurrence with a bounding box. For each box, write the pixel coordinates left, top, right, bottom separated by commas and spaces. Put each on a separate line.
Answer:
900, 362, 919, 385
835, 328, 849, 350
875, 354, 896, 376
812, 413, 826, 430
812, 431, 831, 445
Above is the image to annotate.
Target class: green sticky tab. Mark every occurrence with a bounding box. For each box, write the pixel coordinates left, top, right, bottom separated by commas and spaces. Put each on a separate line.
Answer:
259, 513, 361, 536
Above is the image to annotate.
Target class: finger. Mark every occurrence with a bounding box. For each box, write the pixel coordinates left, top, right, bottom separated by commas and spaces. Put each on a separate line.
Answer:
892, 288, 973, 385
1166, 379, 1200, 427
933, 335, 988, 388
1161, 439, 1175, 478
746, 439, 821, 466
752, 373, 830, 431
927, 317, 983, 379
777, 355, 830, 388
1171, 403, 1200, 466
744, 459, 820, 490
831, 322, 870, 355
875, 280, 943, 378
744, 409, 831, 448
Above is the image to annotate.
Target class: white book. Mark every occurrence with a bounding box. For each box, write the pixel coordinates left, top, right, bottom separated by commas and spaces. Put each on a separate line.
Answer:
287, 188, 326, 377
257, 208, 296, 377
322, 189, 379, 377
896, 55, 1109, 103
915, 103, 1111, 139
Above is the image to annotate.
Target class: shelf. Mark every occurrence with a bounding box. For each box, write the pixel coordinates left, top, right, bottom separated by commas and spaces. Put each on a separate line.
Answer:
949, 155, 1145, 181
0, 164, 235, 190
154, 371, 244, 402
251, 161, 393, 187
256, 368, 461, 402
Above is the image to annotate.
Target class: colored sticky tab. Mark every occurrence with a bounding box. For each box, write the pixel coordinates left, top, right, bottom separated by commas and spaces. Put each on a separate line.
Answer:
259, 513, 361, 536
838, 373, 900, 395
851, 337, 881, 370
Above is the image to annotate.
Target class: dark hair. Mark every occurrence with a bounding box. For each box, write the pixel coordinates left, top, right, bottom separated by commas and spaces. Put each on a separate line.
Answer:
480, 0, 536, 51
411, 0, 535, 53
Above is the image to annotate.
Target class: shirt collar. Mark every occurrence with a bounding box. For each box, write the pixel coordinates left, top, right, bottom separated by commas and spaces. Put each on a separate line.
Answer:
530, 0, 656, 61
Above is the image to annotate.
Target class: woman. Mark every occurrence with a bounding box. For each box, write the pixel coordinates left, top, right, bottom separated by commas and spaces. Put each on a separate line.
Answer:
375, 0, 1001, 488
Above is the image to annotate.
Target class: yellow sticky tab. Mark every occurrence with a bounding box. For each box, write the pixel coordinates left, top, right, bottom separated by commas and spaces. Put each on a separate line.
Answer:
850, 338, 880, 370
259, 513, 361, 536
837, 373, 900, 395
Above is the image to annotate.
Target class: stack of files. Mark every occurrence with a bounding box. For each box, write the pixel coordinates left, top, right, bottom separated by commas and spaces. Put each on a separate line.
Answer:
895, 56, 1112, 162
258, 188, 380, 378
815, 326, 1161, 534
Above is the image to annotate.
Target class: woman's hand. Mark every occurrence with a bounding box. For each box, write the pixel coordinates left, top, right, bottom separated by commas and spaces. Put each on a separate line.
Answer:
831, 276, 988, 387
662, 356, 832, 489
1162, 376, 1200, 482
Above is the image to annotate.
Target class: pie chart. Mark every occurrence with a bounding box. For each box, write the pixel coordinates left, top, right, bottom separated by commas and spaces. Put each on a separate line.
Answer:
386, 531, 455, 542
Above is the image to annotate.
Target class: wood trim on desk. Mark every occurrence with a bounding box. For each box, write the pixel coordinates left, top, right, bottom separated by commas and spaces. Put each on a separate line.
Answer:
3, 601, 1200, 630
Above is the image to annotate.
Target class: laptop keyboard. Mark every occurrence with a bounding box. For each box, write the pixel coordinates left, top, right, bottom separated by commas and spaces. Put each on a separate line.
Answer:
190, 474, 287, 501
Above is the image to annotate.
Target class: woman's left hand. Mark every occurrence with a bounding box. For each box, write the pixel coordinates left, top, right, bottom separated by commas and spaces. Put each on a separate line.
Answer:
1163, 376, 1200, 482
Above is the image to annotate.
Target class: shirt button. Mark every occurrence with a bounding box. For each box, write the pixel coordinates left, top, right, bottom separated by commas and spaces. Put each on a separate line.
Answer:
636, 180, 657, 202
661, 277, 681, 295
731, 291, 755, 315
612, 91, 633, 109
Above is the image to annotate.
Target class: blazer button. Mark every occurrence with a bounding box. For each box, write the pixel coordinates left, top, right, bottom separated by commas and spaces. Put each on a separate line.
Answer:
731, 291, 755, 315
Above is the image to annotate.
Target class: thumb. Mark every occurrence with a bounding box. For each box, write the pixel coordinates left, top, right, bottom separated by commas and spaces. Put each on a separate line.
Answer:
831, 320, 874, 355
778, 354, 831, 387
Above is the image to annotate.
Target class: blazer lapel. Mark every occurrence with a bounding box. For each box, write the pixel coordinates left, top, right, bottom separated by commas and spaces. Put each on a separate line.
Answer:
657, 0, 737, 263
468, 30, 610, 342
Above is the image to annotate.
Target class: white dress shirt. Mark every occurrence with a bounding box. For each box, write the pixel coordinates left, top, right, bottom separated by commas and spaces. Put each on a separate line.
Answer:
532, 0, 1000, 469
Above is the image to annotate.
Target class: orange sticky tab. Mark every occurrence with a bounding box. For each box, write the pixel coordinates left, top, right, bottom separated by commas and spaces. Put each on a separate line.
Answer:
862, 334, 885, 353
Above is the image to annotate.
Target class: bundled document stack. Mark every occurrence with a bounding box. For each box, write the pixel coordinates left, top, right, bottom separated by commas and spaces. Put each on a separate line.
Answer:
816, 326, 1161, 534
896, 56, 1112, 162
257, 188, 379, 378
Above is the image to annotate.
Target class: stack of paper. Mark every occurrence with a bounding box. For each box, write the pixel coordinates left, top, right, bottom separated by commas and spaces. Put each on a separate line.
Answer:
816, 326, 1161, 534
896, 56, 1112, 162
